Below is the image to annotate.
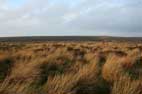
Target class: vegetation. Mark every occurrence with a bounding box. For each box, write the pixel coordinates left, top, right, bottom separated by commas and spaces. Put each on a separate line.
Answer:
0, 41, 142, 94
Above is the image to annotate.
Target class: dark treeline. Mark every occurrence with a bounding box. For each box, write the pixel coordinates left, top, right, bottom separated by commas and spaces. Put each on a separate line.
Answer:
0, 36, 142, 42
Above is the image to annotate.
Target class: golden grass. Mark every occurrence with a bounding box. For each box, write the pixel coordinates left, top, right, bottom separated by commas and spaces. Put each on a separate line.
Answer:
0, 41, 141, 94
111, 76, 142, 94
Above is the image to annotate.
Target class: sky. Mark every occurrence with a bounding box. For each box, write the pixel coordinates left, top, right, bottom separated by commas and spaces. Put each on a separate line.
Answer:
0, 0, 141, 37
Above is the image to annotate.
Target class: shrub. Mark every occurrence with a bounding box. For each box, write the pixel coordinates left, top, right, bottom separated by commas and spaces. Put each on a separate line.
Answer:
0, 54, 13, 81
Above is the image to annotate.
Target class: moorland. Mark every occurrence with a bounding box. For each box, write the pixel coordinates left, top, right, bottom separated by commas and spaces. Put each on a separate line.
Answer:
0, 36, 142, 94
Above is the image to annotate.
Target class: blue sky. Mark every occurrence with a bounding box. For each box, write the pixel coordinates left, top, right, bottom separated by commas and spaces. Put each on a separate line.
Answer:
8, 0, 25, 7
0, 0, 141, 37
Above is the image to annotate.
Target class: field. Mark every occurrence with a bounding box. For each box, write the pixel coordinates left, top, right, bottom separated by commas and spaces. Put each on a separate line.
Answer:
0, 40, 142, 94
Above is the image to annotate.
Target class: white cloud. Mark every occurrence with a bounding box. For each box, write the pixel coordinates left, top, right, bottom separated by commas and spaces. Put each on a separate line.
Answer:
0, 0, 141, 37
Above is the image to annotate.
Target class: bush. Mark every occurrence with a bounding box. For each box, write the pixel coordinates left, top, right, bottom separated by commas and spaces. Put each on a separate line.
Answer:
0, 55, 13, 80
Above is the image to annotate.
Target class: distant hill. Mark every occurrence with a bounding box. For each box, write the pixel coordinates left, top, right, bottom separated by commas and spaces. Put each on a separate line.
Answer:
0, 36, 142, 42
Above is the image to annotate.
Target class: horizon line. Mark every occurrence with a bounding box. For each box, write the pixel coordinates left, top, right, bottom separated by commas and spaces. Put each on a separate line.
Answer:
0, 35, 142, 38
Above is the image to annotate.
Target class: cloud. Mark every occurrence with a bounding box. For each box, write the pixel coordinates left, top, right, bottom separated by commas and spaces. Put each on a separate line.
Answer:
0, 0, 141, 37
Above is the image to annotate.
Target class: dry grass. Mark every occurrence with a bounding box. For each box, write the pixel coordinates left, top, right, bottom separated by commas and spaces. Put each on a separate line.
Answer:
111, 76, 142, 94
0, 41, 141, 94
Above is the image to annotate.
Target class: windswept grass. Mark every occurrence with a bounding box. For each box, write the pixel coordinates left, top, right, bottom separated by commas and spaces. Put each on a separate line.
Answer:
0, 41, 141, 94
